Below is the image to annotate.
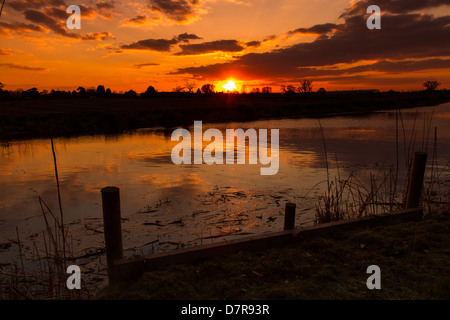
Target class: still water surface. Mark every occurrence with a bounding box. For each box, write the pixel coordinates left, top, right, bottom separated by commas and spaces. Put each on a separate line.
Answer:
1, 103, 449, 259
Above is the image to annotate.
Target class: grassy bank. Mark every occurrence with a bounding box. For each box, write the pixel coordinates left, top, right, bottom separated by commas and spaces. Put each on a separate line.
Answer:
1, 90, 449, 141
96, 212, 450, 300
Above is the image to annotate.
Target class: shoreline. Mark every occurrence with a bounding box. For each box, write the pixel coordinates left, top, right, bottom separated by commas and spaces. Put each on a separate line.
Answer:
1, 90, 449, 142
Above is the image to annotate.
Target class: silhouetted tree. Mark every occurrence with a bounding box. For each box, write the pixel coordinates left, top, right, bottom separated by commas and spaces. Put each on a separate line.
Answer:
201, 84, 215, 94
423, 80, 440, 91
77, 86, 86, 96
86, 87, 96, 96
12, 89, 23, 98
317, 87, 326, 94
298, 80, 313, 93
145, 86, 157, 97
262, 86, 272, 94
0, 83, 9, 99
96, 85, 106, 96
172, 85, 185, 93
105, 88, 112, 96
281, 85, 296, 95
50, 89, 71, 98
251, 88, 260, 94
23, 87, 40, 99
124, 89, 137, 98
185, 81, 197, 93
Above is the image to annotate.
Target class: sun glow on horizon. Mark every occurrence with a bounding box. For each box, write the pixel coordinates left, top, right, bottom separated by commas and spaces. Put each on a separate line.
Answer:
222, 80, 238, 92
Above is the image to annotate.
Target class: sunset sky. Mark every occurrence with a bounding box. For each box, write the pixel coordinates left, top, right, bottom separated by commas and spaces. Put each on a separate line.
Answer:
1, 0, 450, 93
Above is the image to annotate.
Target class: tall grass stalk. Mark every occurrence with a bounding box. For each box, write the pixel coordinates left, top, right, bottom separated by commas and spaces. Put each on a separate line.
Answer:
51, 137, 66, 265
0, 139, 97, 299
0, 196, 94, 299
0, 0, 6, 17
315, 108, 448, 224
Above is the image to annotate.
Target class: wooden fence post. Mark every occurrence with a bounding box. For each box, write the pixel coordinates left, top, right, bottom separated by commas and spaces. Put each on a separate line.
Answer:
101, 186, 123, 283
284, 203, 296, 230
405, 152, 428, 209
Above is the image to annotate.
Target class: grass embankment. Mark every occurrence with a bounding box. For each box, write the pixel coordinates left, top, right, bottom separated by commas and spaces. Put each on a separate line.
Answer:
96, 213, 450, 300
1, 90, 450, 141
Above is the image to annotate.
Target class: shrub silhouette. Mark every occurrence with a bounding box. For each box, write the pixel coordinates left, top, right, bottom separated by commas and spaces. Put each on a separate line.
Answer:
423, 80, 440, 91
96, 85, 106, 97
201, 84, 215, 94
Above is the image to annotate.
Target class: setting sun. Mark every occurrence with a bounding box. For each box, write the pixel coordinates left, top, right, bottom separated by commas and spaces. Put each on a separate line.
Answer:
222, 80, 238, 92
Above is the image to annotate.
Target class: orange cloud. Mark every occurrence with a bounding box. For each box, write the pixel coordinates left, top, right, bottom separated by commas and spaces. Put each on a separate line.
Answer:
0, 48, 13, 55
121, 15, 161, 26
96, 1, 115, 10
149, 0, 203, 24
133, 62, 161, 69
0, 21, 47, 36
0, 63, 47, 71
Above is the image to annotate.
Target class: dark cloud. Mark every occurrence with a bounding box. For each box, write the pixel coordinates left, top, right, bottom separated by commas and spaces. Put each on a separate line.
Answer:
134, 63, 160, 69
347, 58, 450, 74
119, 33, 201, 52
15, 4, 97, 23
171, 11, 450, 80
24, 9, 70, 36
78, 5, 99, 18
96, 1, 115, 10
80, 32, 115, 41
95, 0, 116, 19
341, 0, 450, 17
122, 15, 162, 25
0, 21, 46, 35
22, 9, 113, 40
245, 41, 261, 47
42, 5, 97, 20
309, 74, 441, 88
287, 23, 337, 37
6, 0, 98, 19
149, 0, 200, 23
176, 32, 202, 42
0, 63, 47, 71
7, 0, 66, 12
123, 15, 150, 25
121, 38, 179, 52
293, 58, 450, 78
43, 7, 68, 20
175, 40, 245, 55
263, 35, 277, 42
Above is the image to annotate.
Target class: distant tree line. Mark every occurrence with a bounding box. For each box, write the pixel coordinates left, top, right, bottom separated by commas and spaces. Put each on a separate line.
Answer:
0, 84, 144, 100
0, 79, 443, 101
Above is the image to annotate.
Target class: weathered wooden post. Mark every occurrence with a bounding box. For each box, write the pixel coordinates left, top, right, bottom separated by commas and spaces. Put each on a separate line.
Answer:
101, 186, 123, 283
284, 203, 296, 230
405, 152, 428, 209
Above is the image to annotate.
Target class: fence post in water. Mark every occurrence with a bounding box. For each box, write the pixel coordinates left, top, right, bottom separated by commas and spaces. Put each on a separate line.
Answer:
101, 186, 123, 283
284, 203, 296, 230
405, 152, 428, 209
